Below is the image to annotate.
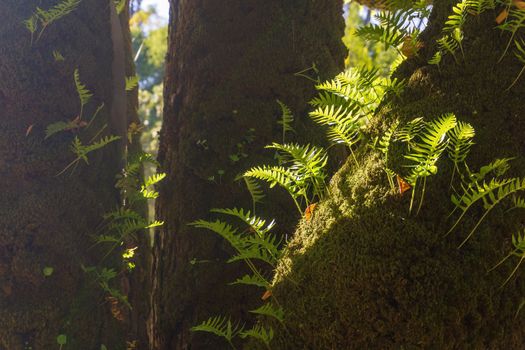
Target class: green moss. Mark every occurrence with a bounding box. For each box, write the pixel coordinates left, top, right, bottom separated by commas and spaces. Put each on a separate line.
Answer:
266, 3, 525, 348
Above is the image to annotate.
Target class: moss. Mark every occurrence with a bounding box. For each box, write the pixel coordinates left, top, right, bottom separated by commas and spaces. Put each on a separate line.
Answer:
267, 3, 525, 348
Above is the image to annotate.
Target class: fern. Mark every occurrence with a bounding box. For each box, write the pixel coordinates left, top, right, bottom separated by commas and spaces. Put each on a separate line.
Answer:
448, 177, 525, 247
490, 229, 525, 287
250, 303, 284, 324
377, 122, 399, 190
191, 316, 244, 349
428, 51, 443, 68
74, 68, 93, 119
242, 177, 265, 213
447, 121, 475, 178
114, 0, 126, 14
266, 143, 328, 200
404, 114, 457, 213
507, 37, 525, 90
498, 8, 525, 62
276, 100, 294, 142
230, 274, 269, 289
125, 75, 139, 91
240, 325, 274, 349
29, 0, 81, 41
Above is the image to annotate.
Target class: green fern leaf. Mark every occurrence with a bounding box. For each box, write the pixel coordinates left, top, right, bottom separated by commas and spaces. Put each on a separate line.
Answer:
229, 274, 269, 289
191, 316, 244, 347
250, 303, 284, 324
74, 68, 92, 117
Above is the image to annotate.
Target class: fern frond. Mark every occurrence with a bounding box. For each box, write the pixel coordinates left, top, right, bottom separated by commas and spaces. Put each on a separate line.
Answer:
239, 324, 274, 348
266, 143, 328, 198
276, 100, 294, 142
466, 0, 495, 15
507, 37, 525, 90
190, 219, 244, 250
125, 75, 139, 91
444, 0, 469, 33
114, 0, 126, 14
250, 303, 284, 324
242, 177, 265, 212
229, 274, 269, 289
497, 8, 525, 61
143, 173, 166, 188
73, 68, 92, 118
36, 0, 81, 25
395, 117, 425, 145
447, 121, 475, 167
428, 51, 443, 66
191, 316, 244, 348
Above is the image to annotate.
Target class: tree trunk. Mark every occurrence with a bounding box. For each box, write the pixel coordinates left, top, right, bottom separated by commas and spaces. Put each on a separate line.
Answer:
0, 1, 129, 348
269, 2, 525, 349
150, 1, 346, 349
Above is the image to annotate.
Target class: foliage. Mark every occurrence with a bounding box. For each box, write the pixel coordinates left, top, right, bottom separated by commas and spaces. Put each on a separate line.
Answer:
24, 0, 81, 43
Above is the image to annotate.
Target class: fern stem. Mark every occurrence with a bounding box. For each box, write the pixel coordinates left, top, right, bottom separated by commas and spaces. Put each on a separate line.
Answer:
500, 255, 525, 288
416, 177, 427, 215
506, 65, 525, 91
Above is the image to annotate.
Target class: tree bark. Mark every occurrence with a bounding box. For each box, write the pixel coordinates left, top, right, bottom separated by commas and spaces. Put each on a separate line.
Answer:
0, 1, 129, 348
269, 2, 525, 348
150, 1, 346, 349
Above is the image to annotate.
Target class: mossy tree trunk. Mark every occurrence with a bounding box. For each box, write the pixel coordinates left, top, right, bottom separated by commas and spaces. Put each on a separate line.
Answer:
150, 1, 346, 349
0, 1, 130, 348
269, 2, 525, 349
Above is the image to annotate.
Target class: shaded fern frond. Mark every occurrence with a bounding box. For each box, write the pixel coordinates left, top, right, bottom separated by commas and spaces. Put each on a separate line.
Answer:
74, 68, 92, 117
250, 303, 284, 324
239, 324, 274, 348
191, 316, 243, 348
230, 274, 269, 289
36, 0, 81, 25
243, 176, 265, 212
276, 100, 294, 142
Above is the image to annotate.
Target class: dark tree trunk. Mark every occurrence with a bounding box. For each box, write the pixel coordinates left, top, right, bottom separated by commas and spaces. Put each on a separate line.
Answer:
269, 2, 525, 349
0, 0, 129, 348
150, 1, 346, 349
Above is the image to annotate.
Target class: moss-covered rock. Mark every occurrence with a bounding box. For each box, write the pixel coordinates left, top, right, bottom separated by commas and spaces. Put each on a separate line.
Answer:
267, 2, 525, 348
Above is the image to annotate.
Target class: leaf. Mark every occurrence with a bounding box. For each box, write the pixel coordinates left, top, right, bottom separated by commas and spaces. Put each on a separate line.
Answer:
125, 75, 139, 91
43, 266, 54, 277
496, 9, 509, 24
396, 174, 411, 195
57, 334, 67, 345
304, 203, 317, 221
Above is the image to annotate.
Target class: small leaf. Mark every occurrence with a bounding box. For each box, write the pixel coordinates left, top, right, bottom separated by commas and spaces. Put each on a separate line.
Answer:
261, 290, 272, 301
43, 266, 54, 277
496, 9, 509, 24
57, 334, 67, 345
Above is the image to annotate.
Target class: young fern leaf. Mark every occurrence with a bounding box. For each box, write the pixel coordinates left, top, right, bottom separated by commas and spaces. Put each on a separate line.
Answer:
250, 303, 285, 324
276, 100, 294, 142
191, 316, 244, 349
74, 68, 93, 118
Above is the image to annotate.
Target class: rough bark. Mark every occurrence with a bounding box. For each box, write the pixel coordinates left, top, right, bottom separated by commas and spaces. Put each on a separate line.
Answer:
0, 1, 128, 348
268, 2, 525, 349
150, 1, 346, 349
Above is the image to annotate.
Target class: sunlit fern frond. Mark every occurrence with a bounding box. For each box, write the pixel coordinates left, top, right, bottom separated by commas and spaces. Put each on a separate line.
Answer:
395, 117, 425, 145
447, 121, 475, 167
125, 75, 139, 91
244, 165, 303, 200
405, 114, 457, 183
266, 143, 328, 197
309, 105, 362, 148
444, 0, 469, 33
250, 303, 285, 324
428, 51, 443, 66
240, 324, 274, 349
191, 316, 244, 348
466, 0, 495, 15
